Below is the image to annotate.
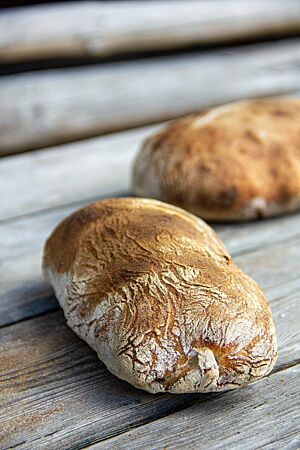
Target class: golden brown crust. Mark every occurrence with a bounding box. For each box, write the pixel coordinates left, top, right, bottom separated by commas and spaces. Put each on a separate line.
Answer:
132, 98, 300, 221
43, 198, 277, 393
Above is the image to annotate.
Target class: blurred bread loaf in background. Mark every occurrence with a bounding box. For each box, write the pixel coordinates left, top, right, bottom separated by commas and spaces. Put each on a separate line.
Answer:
133, 98, 300, 221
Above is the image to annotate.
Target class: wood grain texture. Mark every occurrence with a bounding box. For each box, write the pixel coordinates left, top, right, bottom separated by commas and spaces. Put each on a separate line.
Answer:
88, 364, 300, 450
0, 125, 157, 221
1, 0, 300, 63
0, 297, 299, 450
0, 311, 211, 449
2, 39, 300, 154
0, 308, 298, 449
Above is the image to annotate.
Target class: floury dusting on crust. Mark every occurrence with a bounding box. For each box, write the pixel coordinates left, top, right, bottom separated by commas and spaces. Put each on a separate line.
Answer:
43, 198, 277, 393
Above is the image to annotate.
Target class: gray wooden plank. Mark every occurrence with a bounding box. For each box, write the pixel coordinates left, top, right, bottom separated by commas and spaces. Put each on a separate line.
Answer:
257, 433, 300, 450
0, 125, 157, 221
1, 39, 300, 154
2, 1, 300, 63
0, 310, 212, 449
87, 364, 300, 450
234, 236, 300, 301
1, 203, 300, 326
0, 253, 58, 326
0, 293, 299, 449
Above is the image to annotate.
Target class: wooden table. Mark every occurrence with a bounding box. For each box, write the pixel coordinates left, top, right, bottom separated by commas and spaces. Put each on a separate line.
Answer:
0, 2, 300, 449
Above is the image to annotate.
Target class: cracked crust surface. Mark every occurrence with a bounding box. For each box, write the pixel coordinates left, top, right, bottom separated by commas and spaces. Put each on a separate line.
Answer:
132, 98, 300, 221
43, 198, 277, 393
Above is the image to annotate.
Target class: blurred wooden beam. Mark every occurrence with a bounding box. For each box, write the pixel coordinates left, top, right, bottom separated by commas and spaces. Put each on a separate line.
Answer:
1, 39, 300, 155
1, 0, 300, 63
0, 125, 156, 219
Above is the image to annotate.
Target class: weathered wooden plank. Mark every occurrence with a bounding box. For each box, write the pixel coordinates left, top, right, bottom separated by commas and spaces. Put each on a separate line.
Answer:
0, 310, 210, 449
260, 434, 300, 450
1, 1, 300, 63
0, 296, 299, 450
0, 204, 80, 261
0, 204, 91, 327
0, 252, 58, 327
89, 364, 300, 450
234, 236, 300, 302
216, 212, 300, 256
1, 39, 300, 154
0, 125, 157, 221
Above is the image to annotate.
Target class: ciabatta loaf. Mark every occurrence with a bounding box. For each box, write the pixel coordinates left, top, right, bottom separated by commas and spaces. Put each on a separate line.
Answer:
133, 98, 300, 221
43, 198, 277, 393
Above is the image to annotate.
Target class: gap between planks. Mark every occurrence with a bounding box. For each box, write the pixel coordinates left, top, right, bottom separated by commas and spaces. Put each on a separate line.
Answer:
0, 123, 159, 221
83, 363, 300, 450
1, 0, 300, 63
2, 38, 300, 154
3, 90, 300, 224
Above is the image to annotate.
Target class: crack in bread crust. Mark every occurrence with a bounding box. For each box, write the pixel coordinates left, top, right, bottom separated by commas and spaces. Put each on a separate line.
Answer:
43, 198, 277, 393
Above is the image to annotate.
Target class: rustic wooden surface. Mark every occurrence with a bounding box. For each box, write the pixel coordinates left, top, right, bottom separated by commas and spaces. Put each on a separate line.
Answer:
89, 365, 300, 450
1, 0, 300, 63
1, 2, 300, 448
0, 121, 300, 448
2, 38, 300, 154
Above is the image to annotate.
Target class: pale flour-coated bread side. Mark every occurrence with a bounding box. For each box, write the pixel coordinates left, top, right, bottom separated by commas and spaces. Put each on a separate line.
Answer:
132, 98, 300, 221
43, 198, 277, 393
